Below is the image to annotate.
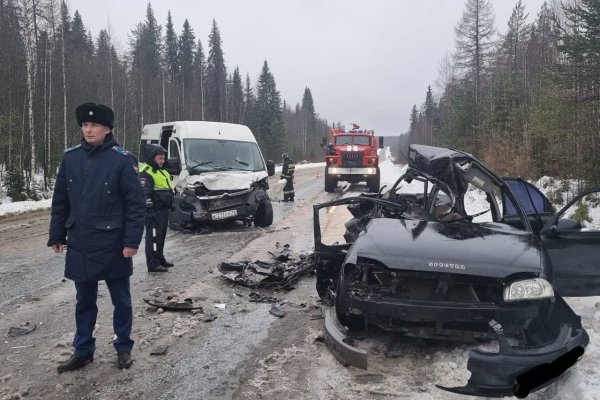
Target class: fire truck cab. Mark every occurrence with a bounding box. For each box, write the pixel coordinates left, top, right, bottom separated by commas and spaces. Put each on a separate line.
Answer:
322, 126, 384, 192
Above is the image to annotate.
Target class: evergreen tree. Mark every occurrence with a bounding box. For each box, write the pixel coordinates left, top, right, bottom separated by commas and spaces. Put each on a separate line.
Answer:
454, 0, 495, 143
228, 66, 244, 123
130, 3, 162, 126
256, 60, 285, 159
206, 19, 226, 122
179, 19, 195, 119
409, 105, 418, 133
243, 72, 256, 131
163, 11, 178, 81
192, 38, 206, 120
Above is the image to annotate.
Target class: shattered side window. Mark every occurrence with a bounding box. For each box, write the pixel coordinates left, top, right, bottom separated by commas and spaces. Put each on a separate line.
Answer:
464, 183, 493, 222
319, 205, 356, 246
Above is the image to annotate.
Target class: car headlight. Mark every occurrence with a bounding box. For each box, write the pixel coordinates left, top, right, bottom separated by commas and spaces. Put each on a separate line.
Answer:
503, 278, 554, 302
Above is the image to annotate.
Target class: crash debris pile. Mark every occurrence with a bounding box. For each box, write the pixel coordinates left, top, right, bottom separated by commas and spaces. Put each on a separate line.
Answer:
218, 244, 315, 290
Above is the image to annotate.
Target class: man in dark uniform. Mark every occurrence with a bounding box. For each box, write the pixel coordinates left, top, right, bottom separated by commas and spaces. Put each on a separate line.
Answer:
281, 152, 295, 202
139, 145, 174, 272
48, 103, 146, 372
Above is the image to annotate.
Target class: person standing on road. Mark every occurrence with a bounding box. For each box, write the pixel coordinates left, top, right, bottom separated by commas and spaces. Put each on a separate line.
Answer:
139, 145, 174, 272
48, 103, 146, 372
281, 152, 295, 202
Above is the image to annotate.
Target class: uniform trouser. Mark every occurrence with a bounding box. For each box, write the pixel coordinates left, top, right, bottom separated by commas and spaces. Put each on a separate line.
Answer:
283, 177, 295, 201
145, 208, 169, 268
73, 277, 133, 358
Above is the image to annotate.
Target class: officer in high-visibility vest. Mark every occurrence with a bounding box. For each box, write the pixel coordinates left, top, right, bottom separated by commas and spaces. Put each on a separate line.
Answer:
281, 153, 295, 202
140, 145, 174, 272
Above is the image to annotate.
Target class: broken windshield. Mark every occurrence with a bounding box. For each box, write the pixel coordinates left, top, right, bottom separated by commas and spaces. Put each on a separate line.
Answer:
183, 139, 265, 174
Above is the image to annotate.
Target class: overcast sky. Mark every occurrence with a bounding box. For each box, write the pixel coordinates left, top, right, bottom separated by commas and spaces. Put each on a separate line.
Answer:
73, 0, 548, 135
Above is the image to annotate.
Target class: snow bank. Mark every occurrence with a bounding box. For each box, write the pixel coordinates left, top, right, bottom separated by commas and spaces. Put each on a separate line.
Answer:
0, 198, 52, 217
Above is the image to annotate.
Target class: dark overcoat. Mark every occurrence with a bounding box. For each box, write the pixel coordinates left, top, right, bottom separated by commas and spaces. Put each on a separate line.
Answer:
48, 134, 146, 282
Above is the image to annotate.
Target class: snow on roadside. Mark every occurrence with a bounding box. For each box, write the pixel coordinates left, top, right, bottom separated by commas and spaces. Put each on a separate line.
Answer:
0, 198, 52, 217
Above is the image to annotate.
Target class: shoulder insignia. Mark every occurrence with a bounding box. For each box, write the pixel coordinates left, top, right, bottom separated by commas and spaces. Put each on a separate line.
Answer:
111, 146, 130, 157
64, 144, 82, 153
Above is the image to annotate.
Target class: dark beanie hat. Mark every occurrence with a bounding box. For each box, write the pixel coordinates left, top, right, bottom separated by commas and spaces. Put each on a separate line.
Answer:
75, 103, 114, 129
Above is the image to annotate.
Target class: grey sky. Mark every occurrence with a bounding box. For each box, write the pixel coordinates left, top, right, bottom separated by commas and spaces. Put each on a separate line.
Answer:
73, 0, 548, 135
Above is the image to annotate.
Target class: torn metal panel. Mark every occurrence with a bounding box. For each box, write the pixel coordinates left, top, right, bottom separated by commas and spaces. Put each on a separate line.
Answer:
144, 298, 204, 312
219, 252, 315, 290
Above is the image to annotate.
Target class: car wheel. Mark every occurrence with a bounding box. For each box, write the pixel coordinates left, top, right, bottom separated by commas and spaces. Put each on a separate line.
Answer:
335, 274, 365, 331
255, 199, 273, 227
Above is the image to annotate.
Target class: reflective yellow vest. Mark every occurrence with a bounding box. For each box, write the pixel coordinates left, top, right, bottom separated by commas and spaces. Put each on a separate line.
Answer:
141, 163, 172, 190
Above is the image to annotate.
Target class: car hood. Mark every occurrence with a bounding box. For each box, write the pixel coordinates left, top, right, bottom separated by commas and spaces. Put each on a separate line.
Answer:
175, 169, 268, 191
345, 218, 542, 279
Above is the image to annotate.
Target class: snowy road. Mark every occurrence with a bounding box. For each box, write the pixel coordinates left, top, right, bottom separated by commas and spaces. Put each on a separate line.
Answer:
0, 157, 599, 400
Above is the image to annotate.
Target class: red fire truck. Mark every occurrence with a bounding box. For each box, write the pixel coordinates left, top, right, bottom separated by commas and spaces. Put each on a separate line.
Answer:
322, 125, 383, 192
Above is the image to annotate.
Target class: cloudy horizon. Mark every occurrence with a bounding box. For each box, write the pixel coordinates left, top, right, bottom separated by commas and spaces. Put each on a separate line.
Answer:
72, 0, 548, 135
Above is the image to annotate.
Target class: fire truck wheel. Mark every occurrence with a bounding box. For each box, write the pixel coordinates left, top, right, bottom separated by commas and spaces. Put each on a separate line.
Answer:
325, 171, 337, 192
368, 167, 380, 193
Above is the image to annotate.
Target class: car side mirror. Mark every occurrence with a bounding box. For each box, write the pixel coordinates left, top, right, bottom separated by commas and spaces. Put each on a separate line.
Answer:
320, 137, 326, 147
266, 160, 275, 176
166, 157, 181, 175
540, 218, 582, 236
378, 136, 384, 149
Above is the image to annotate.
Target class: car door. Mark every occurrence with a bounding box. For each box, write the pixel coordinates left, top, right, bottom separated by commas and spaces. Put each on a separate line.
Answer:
501, 177, 555, 233
540, 188, 600, 296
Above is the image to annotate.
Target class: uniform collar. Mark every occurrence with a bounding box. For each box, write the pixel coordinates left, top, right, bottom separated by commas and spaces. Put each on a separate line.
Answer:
81, 133, 117, 152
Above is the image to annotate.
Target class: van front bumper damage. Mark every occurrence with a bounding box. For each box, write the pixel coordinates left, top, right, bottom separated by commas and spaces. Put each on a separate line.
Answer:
323, 295, 588, 398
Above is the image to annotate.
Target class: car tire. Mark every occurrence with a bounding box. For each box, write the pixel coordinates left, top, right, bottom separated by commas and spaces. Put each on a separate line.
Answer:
335, 274, 365, 331
255, 199, 273, 227
368, 167, 380, 193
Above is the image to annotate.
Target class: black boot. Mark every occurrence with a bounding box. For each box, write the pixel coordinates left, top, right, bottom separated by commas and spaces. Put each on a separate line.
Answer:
148, 266, 169, 272
160, 259, 174, 268
117, 352, 133, 369
57, 354, 93, 373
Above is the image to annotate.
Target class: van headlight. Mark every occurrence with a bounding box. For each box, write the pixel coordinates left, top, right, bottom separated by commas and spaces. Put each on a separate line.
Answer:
503, 278, 554, 302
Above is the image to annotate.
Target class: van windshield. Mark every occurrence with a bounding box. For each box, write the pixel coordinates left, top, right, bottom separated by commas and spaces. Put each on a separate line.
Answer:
183, 139, 265, 174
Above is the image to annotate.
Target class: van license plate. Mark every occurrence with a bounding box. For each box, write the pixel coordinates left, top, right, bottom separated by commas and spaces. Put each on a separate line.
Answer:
212, 210, 238, 220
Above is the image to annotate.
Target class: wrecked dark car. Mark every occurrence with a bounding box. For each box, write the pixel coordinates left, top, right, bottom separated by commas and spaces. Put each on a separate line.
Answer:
314, 144, 600, 398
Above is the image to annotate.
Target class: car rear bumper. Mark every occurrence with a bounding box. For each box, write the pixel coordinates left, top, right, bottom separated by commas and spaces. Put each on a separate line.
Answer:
323, 295, 588, 398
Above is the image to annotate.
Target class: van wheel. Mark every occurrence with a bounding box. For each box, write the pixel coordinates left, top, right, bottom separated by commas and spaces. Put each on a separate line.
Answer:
325, 169, 337, 192
367, 167, 380, 193
255, 199, 273, 227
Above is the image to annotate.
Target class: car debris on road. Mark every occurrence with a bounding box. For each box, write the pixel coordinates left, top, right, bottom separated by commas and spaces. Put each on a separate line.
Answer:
218, 246, 315, 291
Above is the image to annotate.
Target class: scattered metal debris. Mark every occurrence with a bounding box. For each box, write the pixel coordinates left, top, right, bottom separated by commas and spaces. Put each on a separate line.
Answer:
248, 292, 279, 303
7, 322, 36, 337
144, 298, 203, 312
218, 247, 315, 290
268, 243, 293, 261
269, 305, 286, 318
199, 314, 217, 322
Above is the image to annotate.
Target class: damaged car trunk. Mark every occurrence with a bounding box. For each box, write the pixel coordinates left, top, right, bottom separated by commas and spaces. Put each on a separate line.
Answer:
314, 144, 600, 398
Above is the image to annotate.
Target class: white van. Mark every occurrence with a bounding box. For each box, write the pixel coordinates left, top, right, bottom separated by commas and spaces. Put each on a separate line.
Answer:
139, 121, 275, 230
